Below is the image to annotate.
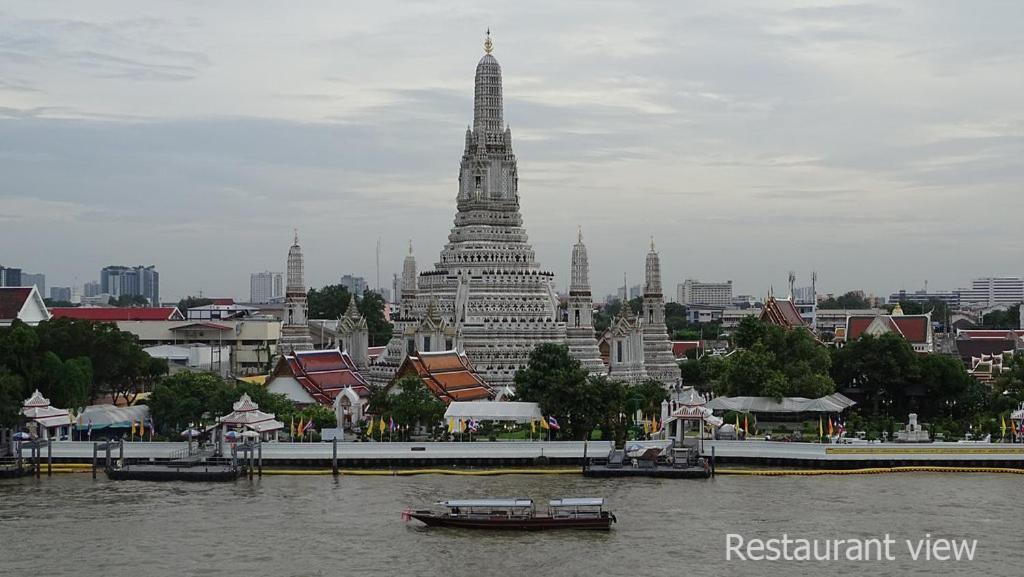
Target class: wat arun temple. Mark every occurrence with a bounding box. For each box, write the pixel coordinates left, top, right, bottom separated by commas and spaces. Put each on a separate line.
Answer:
357, 32, 679, 392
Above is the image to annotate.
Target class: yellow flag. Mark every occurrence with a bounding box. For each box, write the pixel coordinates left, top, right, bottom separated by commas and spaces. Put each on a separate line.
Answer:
290, 417, 295, 438
819, 416, 823, 440
379, 418, 385, 434
530, 419, 536, 434
539, 416, 550, 430
367, 417, 374, 436
1001, 415, 1007, 437
297, 417, 304, 438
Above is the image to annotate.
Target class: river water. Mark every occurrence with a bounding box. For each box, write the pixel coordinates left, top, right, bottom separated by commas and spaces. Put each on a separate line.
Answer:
0, 472, 1018, 576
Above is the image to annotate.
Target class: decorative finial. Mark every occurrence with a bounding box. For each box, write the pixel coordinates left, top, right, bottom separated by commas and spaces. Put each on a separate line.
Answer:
577, 226, 583, 243
484, 28, 493, 54
650, 236, 655, 251
408, 238, 413, 255
293, 228, 299, 246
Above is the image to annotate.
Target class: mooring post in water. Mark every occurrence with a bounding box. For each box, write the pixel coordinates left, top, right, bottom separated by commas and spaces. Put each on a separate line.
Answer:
249, 445, 254, 480
47, 440, 52, 477
34, 443, 40, 479
257, 441, 263, 477
105, 442, 111, 471
711, 446, 716, 477
92, 443, 98, 479
332, 438, 338, 476
118, 440, 124, 469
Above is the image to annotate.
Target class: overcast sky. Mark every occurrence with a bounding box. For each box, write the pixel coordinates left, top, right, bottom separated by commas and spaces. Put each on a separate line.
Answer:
2, 1, 1022, 302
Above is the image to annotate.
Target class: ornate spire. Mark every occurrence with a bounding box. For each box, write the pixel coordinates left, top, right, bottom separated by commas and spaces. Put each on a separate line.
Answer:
343, 294, 361, 320
473, 31, 503, 135
644, 239, 662, 296
570, 227, 591, 293
286, 230, 305, 294
484, 28, 493, 54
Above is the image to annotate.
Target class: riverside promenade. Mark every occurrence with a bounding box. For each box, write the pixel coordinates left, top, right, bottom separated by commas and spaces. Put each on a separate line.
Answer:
704, 440, 1024, 468
33, 440, 611, 467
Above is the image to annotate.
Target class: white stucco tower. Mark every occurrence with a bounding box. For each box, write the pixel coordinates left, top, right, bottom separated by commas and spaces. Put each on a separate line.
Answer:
279, 230, 314, 354
400, 31, 566, 389
641, 239, 680, 385
566, 228, 606, 374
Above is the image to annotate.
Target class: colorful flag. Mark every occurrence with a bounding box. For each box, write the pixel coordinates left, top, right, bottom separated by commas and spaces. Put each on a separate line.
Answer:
297, 417, 304, 438
303, 418, 315, 434
447, 417, 454, 433
530, 419, 536, 434
539, 416, 550, 430
735, 413, 740, 432
548, 416, 560, 430
1001, 415, 1007, 438
744, 414, 749, 436
378, 418, 385, 434
827, 417, 834, 437
818, 416, 823, 440
290, 416, 295, 438
389, 416, 395, 432
367, 417, 374, 436
468, 418, 478, 433
642, 417, 649, 434
835, 419, 845, 438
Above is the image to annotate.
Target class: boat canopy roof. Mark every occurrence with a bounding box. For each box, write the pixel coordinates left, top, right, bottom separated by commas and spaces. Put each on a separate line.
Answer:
438, 499, 534, 509
549, 498, 605, 508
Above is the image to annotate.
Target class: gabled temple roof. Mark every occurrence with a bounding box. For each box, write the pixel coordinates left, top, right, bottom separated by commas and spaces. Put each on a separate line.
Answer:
846, 314, 930, 344
0, 286, 50, 324
759, 296, 805, 328
391, 350, 494, 404
273, 348, 370, 406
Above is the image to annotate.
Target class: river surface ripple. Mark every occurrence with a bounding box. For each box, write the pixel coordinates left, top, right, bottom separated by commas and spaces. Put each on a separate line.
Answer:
0, 473, 1019, 576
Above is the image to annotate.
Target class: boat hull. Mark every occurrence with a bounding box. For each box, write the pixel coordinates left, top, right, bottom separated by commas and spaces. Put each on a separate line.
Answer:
409, 513, 614, 531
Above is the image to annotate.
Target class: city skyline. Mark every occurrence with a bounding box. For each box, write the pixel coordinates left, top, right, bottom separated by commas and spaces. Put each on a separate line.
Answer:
2, 2, 1023, 300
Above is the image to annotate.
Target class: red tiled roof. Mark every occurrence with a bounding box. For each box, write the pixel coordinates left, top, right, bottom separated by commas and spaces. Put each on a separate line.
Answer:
211, 298, 235, 306
392, 351, 494, 404
50, 307, 183, 321
0, 287, 32, 319
275, 349, 370, 406
671, 341, 701, 359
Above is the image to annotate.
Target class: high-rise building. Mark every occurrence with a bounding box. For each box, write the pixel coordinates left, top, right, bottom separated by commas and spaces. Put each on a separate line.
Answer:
956, 277, 1024, 308
100, 265, 159, 304
678, 279, 733, 307
0, 266, 22, 287
339, 274, 368, 296
50, 286, 72, 302
83, 281, 101, 298
250, 271, 284, 303
21, 273, 45, 296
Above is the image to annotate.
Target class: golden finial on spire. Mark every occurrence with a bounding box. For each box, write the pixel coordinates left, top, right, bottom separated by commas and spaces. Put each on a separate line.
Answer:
650, 235, 655, 251
577, 226, 583, 243
484, 28, 493, 54
293, 228, 299, 246
408, 238, 413, 255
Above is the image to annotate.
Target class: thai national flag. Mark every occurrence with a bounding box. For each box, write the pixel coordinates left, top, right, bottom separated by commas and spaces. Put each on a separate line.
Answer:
468, 418, 478, 432
302, 419, 316, 433
548, 416, 560, 430
836, 419, 846, 437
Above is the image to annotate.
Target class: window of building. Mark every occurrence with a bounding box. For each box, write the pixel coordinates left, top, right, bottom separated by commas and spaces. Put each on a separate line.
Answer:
617, 341, 623, 363
423, 336, 431, 351
574, 309, 580, 327
407, 339, 415, 355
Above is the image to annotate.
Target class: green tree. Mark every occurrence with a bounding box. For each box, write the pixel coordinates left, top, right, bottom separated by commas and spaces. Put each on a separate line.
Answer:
818, 291, 871, 310
0, 368, 26, 429
357, 290, 395, 346
831, 333, 920, 416
515, 343, 630, 439
110, 294, 150, 307
147, 372, 231, 433
981, 305, 1020, 329
372, 375, 445, 432
307, 284, 351, 319
177, 296, 213, 312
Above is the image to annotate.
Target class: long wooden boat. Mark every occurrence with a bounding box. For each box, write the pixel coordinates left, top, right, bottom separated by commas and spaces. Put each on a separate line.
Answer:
406, 498, 616, 531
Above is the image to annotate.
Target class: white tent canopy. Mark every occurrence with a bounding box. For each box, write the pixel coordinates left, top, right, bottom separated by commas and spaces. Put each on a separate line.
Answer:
706, 393, 856, 414
443, 401, 543, 423
75, 405, 150, 430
